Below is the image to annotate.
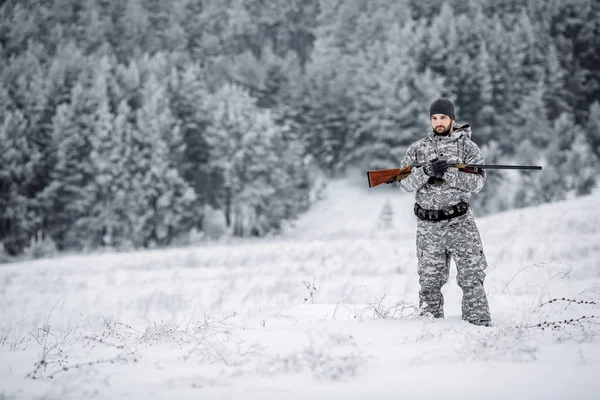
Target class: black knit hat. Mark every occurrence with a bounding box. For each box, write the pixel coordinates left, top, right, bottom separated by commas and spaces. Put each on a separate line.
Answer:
429, 98, 455, 120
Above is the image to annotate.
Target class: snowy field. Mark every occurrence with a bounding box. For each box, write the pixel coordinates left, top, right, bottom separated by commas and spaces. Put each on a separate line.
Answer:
1, 172, 600, 399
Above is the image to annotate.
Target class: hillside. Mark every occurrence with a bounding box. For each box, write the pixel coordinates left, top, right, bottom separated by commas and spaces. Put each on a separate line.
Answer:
1, 174, 599, 399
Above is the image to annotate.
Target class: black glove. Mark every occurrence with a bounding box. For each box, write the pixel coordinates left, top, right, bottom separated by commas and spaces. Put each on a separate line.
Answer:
423, 158, 451, 177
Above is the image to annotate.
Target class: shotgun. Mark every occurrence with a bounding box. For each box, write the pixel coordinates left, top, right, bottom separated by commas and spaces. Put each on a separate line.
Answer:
367, 163, 543, 188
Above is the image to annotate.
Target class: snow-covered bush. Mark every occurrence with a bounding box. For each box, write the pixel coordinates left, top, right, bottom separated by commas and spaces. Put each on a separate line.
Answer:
22, 231, 58, 260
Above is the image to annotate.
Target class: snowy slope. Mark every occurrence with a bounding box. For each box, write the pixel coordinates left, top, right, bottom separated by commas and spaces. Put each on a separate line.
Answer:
1, 173, 599, 399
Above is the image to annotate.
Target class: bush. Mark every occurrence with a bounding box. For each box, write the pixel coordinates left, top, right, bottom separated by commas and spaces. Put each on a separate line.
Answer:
0, 243, 13, 263
22, 231, 58, 260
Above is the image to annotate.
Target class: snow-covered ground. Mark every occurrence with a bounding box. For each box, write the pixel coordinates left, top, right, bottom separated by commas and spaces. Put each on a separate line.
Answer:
1, 172, 599, 399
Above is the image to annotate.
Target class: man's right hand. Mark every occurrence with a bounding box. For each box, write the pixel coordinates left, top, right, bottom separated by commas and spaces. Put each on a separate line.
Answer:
424, 158, 451, 177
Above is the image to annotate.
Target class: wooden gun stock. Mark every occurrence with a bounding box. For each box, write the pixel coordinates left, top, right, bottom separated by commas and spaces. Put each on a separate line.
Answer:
367, 167, 412, 188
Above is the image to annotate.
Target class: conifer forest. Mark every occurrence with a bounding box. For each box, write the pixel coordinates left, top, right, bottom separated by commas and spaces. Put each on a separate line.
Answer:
0, 0, 598, 257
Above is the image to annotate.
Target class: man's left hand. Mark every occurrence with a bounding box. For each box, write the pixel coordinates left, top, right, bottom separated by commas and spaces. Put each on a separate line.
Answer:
430, 158, 451, 178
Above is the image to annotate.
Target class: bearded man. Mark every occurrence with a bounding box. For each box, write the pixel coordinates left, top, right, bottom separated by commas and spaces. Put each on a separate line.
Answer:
397, 98, 491, 326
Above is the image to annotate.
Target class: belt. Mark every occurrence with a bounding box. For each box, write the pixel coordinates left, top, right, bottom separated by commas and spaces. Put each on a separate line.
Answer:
414, 201, 469, 222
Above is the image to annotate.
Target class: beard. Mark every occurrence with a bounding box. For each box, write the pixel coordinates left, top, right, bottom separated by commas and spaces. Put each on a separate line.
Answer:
433, 124, 452, 136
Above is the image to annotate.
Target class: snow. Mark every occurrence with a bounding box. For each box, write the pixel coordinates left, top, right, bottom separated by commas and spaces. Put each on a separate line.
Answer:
1, 172, 599, 399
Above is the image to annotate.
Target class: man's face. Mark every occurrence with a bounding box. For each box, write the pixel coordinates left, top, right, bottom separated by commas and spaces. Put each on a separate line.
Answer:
430, 114, 454, 135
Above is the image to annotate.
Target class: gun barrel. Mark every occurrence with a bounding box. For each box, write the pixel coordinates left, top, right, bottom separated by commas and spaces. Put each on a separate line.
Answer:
463, 164, 542, 170
413, 163, 542, 170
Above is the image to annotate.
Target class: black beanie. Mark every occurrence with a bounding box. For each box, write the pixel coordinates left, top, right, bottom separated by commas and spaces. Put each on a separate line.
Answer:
429, 98, 455, 120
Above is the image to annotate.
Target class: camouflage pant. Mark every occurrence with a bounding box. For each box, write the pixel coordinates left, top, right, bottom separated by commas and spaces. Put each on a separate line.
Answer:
416, 209, 491, 322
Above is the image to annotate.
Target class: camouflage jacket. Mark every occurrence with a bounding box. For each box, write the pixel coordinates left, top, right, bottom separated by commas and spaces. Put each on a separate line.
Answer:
398, 124, 486, 210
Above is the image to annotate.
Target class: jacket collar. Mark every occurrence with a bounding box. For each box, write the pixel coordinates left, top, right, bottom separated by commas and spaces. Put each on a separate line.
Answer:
427, 124, 471, 141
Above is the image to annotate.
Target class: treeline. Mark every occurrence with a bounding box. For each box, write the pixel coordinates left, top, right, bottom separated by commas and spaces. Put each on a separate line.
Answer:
0, 0, 598, 256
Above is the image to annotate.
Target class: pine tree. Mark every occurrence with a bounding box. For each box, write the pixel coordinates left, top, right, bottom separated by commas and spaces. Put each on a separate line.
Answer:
42, 90, 93, 250
420, 2, 459, 86
120, 0, 150, 56
548, 0, 600, 123
543, 43, 571, 119
36, 44, 90, 211
77, 0, 112, 54
513, 138, 545, 209
585, 101, 600, 161
41, 59, 123, 250
453, 2, 487, 59
576, 0, 600, 119
564, 126, 597, 196
484, 15, 528, 128
511, 80, 554, 151
377, 200, 394, 230
168, 64, 212, 213
102, 100, 139, 248
340, 19, 443, 171
470, 139, 513, 215
537, 114, 576, 203
441, 1, 490, 121
513, 10, 544, 101
409, 0, 445, 20
303, 46, 355, 173
78, 57, 122, 249
203, 83, 303, 235
133, 72, 197, 246
0, 110, 40, 254
469, 44, 495, 144
0, 43, 53, 253
203, 83, 258, 232
515, 112, 594, 206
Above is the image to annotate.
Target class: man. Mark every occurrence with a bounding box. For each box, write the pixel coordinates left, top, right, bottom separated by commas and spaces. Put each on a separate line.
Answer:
396, 98, 491, 326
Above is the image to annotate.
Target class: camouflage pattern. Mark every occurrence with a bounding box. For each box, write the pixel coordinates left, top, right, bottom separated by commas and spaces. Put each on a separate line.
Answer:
416, 210, 490, 321
398, 124, 491, 323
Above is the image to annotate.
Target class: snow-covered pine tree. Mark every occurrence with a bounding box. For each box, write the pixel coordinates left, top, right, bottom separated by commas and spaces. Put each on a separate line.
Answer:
452, 8, 495, 143
133, 72, 196, 247
484, 15, 528, 145
168, 64, 212, 219
203, 83, 304, 236
203, 83, 262, 234
0, 44, 52, 255
542, 43, 571, 120
377, 199, 394, 230
585, 102, 600, 161
0, 110, 40, 255
513, 138, 546, 209
340, 19, 442, 171
300, 0, 370, 174
470, 140, 509, 215
512, 82, 559, 208
511, 80, 553, 151
118, 0, 150, 56
419, 2, 459, 92
548, 0, 600, 124
101, 100, 139, 249
564, 125, 597, 196
69, 58, 117, 250
468, 43, 495, 144
515, 112, 592, 207
302, 46, 355, 174
552, 114, 597, 197
43, 81, 96, 250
